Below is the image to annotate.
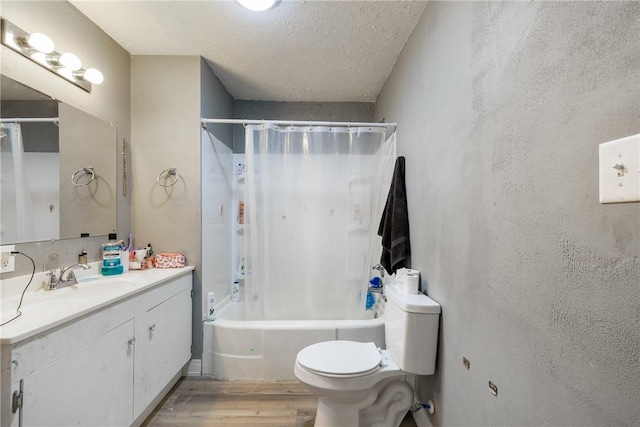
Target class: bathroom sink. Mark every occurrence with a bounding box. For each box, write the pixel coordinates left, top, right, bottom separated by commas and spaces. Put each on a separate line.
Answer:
54, 278, 137, 300
11, 277, 139, 306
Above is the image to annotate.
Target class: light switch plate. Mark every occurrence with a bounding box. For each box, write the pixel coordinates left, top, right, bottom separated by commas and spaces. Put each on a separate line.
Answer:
599, 134, 640, 204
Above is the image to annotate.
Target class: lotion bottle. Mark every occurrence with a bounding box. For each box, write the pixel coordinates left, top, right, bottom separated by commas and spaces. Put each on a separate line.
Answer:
207, 292, 216, 321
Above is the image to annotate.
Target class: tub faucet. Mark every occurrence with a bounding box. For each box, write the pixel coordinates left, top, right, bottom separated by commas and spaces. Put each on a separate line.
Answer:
372, 264, 385, 278
46, 264, 91, 291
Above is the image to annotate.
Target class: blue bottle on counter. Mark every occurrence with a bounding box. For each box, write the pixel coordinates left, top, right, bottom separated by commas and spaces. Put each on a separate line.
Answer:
101, 241, 124, 276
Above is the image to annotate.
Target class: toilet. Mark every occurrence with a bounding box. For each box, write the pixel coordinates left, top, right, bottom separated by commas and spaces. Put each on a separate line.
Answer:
294, 283, 440, 427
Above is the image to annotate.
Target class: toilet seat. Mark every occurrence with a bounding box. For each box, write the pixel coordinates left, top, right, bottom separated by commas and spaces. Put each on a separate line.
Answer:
296, 341, 382, 377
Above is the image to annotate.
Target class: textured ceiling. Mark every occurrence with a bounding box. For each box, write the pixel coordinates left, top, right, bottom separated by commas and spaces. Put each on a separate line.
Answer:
69, 0, 427, 102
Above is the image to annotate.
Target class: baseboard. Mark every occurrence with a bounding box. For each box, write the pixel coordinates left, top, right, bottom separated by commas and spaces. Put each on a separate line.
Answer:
185, 359, 202, 376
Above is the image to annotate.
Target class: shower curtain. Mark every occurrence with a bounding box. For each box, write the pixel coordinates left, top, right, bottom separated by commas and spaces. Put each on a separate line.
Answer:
243, 123, 395, 320
0, 123, 35, 242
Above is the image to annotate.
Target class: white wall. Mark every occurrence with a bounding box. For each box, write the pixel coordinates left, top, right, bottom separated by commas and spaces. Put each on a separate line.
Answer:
0, 1, 131, 276
376, 2, 639, 425
201, 129, 232, 317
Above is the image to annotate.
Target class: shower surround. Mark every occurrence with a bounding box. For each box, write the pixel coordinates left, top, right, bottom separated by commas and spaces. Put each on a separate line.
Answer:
202, 122, 395, 380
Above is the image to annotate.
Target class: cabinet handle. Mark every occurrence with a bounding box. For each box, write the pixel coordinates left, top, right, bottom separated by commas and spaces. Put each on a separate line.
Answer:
149, 324, 156, 332
128, 337, 136, 347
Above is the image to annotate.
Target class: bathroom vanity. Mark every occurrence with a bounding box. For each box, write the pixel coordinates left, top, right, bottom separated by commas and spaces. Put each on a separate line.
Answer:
0, 267, 193, 427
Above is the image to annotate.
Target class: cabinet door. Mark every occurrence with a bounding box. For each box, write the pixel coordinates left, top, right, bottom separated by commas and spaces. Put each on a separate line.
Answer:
21, 320, 134, 427
134, 288, 192, 417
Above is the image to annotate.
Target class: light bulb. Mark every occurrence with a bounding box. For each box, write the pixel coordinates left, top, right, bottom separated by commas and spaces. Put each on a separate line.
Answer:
83, 68, 104, 84
60, 53, 81, 71
236, 0, 278, 11
30, 52, 48, 65
57, 67, 75, 80
26, 32, 54, 53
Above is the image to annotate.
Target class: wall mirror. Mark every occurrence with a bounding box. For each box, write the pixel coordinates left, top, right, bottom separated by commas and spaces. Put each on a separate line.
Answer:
0, 74, 116, 245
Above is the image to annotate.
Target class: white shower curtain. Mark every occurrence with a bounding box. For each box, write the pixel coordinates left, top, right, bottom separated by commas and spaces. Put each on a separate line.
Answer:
0, 123, 35, 242
243, 123, 395, 320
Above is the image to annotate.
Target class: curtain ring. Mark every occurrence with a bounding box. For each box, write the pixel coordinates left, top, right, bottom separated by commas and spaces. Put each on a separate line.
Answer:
71, 167, 95, 187
157, 167, 179, 187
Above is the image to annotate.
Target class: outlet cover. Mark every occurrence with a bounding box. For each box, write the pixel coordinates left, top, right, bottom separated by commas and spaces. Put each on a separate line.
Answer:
1, 245, 16, 273
599, 134, 640, 203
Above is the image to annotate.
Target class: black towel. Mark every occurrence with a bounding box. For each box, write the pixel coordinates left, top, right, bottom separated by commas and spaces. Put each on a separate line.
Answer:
378, 156, 410, 275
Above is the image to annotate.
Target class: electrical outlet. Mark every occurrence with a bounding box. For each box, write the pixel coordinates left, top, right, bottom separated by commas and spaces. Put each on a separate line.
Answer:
1, 245, 16, 273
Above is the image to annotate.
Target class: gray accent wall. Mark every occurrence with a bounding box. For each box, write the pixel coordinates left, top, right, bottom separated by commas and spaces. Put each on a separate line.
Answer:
375, 2, 639, 426
201, 59, 234, 150
1, 100, 59, 152
232, 101, 374, 152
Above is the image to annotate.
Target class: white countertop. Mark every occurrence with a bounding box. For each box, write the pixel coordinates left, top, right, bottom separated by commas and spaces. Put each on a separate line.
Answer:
0, 266, 194, 345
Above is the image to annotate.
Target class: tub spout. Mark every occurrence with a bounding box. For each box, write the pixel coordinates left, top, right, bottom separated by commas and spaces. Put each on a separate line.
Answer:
372, 263, 385, 277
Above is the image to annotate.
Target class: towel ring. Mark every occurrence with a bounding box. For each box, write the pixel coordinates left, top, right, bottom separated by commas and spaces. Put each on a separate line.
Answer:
157, 167, 179, 187
71, 167, 95, 187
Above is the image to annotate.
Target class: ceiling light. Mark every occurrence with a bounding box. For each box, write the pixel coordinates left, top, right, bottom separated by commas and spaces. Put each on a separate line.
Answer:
236, 0, 278, 12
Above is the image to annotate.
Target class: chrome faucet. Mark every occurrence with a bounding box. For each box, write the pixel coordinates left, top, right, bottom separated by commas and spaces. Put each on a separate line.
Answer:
46, 264, 91, 291
372, 264, 385, 278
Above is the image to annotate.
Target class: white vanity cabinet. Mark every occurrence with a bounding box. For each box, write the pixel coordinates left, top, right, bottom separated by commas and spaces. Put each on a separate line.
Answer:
1, 270, 193, 427
21, 320, 135, 426
133, 281, 192, 419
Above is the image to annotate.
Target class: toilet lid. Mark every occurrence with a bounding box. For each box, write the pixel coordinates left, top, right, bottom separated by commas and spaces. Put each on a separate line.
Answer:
297, 341, 381, 376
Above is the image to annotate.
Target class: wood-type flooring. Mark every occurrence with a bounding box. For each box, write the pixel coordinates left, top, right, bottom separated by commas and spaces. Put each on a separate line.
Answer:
143, 377, 418, 427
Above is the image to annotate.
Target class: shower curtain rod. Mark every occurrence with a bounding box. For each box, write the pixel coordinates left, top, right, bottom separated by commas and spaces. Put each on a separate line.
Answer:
0, 117, 59, 123
201, 118, 396, 129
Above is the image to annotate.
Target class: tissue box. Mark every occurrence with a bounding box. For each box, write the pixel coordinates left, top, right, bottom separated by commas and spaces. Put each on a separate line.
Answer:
155, 252, 186, 268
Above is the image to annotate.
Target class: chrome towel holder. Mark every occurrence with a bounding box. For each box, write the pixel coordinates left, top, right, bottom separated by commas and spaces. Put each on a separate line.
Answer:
157, 167, 179, 187
71, 167, 95, 187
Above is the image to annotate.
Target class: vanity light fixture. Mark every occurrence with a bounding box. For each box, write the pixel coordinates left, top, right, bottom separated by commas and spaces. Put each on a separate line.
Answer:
1, 19, 104, 93
236, 0, 279, 12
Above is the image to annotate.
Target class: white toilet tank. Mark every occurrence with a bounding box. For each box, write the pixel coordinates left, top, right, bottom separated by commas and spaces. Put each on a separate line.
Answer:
384, 284, 441, 375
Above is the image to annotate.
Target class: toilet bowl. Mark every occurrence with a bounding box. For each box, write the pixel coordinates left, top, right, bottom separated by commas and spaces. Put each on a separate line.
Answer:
294, 341, 413, 427
294, 284, 441, 427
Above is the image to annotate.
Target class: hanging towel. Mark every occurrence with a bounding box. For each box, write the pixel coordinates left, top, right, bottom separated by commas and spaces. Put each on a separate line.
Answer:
378, 156, 410, 275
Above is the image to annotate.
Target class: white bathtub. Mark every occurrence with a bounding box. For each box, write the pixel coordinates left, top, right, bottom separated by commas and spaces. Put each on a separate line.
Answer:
202, 300, 385, 380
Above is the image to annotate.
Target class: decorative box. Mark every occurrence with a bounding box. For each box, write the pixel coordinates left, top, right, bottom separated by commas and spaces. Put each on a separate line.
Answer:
155, 252, 186, 268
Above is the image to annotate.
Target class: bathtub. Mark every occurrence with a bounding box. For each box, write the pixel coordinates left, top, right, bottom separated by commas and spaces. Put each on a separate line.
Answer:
202, 299, 385, 380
